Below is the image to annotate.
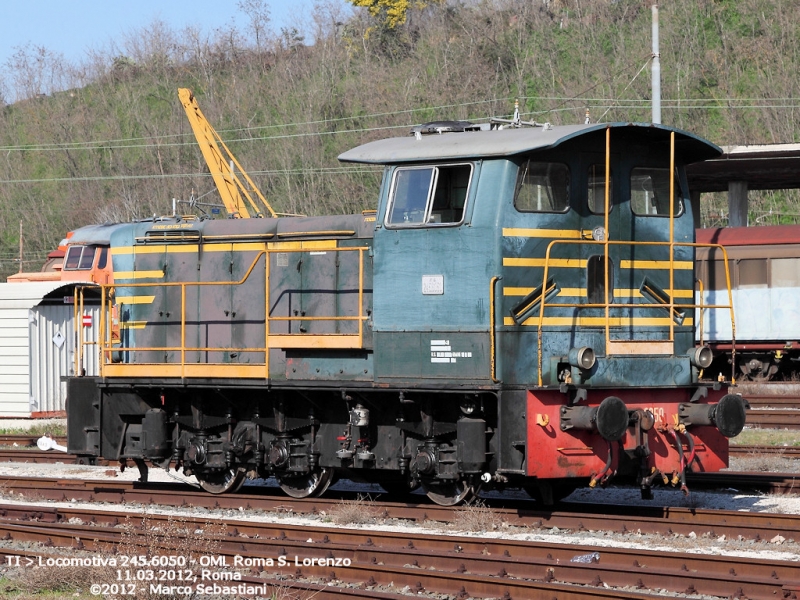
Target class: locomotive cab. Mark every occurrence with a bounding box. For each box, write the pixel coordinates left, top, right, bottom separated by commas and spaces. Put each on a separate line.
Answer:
342, 120, 747, 499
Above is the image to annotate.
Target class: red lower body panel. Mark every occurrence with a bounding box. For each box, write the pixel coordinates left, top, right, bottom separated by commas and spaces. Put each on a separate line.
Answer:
526, 388, 729, 480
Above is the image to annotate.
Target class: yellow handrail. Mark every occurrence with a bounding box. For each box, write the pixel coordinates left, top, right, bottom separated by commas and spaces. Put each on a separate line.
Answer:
669, 131, 676, 348
490, 276, 501, 383
533, 238, 736, 386
697, 277, 705, 347
604, 127, 611, 357
91, 245, 369, 379
533, 128, 736, 386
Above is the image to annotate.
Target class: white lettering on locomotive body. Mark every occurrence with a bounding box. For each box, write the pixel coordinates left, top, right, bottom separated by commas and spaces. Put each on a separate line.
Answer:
430, 339, 473, 363
643, 407, 667, 424
422, 274, 444, 295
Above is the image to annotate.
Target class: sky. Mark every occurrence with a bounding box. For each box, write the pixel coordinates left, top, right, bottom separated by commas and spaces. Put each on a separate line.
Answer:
0, 0, 346, 75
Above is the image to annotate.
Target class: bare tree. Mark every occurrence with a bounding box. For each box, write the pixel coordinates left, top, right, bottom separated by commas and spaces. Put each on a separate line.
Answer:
5, 44, 70, 101
237, 0, 272, 50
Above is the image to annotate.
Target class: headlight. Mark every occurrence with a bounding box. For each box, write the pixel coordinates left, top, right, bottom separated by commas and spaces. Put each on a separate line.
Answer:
568, 346, 596, 370
691, 346, 713, 369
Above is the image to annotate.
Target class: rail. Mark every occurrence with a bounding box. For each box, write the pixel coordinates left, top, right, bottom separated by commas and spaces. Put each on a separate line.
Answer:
75, 245, 370, 379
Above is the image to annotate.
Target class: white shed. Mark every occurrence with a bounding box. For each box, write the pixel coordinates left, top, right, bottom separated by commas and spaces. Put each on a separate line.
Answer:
0, 282, 99, 417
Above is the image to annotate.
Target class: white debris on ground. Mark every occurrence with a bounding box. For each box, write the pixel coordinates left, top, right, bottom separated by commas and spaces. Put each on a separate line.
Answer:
0, 457, 798, 567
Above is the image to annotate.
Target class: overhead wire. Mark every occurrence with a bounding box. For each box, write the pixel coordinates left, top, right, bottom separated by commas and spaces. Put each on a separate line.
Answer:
0, 98, 520, 153
596, 57, 654, 122
1, 93, 799, 154
0, 166, 382, 185
0, 49, 797, 187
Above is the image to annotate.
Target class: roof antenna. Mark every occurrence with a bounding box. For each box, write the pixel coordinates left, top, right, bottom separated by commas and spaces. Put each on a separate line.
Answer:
490, 99, 549, 129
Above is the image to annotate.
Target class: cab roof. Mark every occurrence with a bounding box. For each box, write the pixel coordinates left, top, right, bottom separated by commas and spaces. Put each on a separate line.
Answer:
338, 122, 722, 165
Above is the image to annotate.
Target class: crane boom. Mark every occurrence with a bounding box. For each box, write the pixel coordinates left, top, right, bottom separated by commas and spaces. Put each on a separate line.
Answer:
178, 88, 277, 218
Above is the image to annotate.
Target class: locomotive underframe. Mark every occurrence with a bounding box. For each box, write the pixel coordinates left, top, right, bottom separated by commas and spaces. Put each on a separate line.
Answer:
67, 377, 501, 499
67, 374, 736, 503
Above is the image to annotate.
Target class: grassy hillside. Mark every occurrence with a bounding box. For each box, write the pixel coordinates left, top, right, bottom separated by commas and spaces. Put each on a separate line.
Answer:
0, 0, 798, 278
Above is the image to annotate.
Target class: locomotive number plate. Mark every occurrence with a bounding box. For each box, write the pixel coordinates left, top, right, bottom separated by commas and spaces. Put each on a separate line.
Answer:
422, 274, 444, 295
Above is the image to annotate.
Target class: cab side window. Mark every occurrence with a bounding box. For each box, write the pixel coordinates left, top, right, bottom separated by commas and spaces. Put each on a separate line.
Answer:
630, 167, 683, 216
386, 164, 472, 227
588, 164, 614, 214
514, 161, 570, 213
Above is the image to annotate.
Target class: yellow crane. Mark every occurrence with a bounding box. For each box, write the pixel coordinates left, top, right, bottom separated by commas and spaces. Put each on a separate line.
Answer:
178, 88, 277, 218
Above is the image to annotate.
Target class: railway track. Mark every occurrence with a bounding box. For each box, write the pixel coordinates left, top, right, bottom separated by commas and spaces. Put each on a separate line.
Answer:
730, 444, 800, 458
745, 408, 800, 429
0, 449, 80, 464
0, 474, 797, 537
0, 501, 798, 599
0, 442, 798, 495
721, 382, 800, 428
736, 382, 800, 409
0, 434, 67, 447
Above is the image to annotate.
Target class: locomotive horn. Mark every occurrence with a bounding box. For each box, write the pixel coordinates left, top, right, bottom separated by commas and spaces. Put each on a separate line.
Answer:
560, 396, 629, 441
678, 394, 748, 438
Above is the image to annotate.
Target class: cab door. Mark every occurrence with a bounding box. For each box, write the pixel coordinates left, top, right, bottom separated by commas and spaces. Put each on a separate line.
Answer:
372, 162, 490, 382
578, 153, 624, 316
578, 150, 689, 345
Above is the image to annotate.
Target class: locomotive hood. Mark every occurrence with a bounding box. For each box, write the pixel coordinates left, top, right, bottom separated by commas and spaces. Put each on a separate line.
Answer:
338, 122, 722, 165
64, 222, 129, 246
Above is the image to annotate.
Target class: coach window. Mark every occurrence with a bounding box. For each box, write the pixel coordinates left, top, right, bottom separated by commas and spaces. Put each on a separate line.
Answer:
386, 164, 472, 227
706, 257, 732, 290
770, 258, 800, 287
514, 161, 569, 212
588, 164, 614, 214
630, 167, 683, 216
737, 259, 767, 289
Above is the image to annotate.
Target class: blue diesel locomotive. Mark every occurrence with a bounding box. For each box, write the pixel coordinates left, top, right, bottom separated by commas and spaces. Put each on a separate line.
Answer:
67, 119, 747, 505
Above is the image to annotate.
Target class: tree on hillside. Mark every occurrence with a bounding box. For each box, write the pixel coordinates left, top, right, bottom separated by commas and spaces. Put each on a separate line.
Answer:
348, 0, 442, 30
0, 0, 799, 279
237, 0, 271, 50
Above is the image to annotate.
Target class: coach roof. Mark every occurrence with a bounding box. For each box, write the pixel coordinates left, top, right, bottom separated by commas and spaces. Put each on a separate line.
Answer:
338, 122, 722, 165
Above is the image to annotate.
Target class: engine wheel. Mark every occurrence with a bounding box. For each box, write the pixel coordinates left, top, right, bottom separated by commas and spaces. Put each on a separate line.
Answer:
421, 478, 476, 506
277, 468, 334, 499
197, 468, 246, 494
523, 479, 578, 505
